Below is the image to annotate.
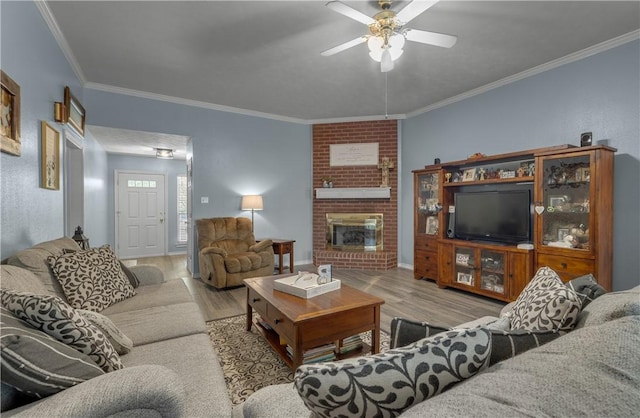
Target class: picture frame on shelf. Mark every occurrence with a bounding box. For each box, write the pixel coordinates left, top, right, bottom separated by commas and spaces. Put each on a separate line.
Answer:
425, 216, 438, 235
1, 70, 21, 156
456, 272, 473, 285
64, 86, 86, 137
576, 167, 590, 182
41, 121, 60, 190
455, 253, 470, 266
557, 228, 570, 242
462, 168, 476, 182
549, 195, 566, 208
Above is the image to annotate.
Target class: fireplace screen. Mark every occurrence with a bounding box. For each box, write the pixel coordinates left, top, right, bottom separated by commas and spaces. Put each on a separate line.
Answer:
326, 213, 383, 251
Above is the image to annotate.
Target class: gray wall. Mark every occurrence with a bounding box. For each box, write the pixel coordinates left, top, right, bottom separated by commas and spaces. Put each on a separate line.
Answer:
106, 154, 186, 254
401, 40, 640, 291
84, 90, 313, 268
0, 1, 109, 257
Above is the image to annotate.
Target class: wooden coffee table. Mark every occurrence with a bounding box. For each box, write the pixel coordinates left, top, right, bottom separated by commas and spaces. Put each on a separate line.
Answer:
244, 274, 385, 370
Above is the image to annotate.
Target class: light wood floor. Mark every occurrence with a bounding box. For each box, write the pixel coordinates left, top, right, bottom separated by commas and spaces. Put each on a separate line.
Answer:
126, 255, 506, 334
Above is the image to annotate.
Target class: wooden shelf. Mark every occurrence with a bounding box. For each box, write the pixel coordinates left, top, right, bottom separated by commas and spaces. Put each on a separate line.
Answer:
254, 320, 372, 367
443, 176, 534, 187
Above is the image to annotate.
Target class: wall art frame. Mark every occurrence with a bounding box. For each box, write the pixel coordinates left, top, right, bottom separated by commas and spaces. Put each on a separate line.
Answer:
41, 121, 60, 190
1, 70, 21, 156
64, 86, 86, 137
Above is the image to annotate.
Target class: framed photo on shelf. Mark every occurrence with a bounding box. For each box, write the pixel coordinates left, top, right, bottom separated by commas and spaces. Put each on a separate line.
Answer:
455, 253, 470, 266
425, 217, 438, 235
41, 121, 60, 190
456, 272, 473, 285
557, 228, 570, 242
549, 195, 566, 208
462, 168, 476, 182
575, 167, 590, 182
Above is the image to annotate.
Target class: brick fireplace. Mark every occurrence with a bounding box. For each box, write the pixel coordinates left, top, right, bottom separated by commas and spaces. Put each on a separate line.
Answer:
313, 120, 398, 270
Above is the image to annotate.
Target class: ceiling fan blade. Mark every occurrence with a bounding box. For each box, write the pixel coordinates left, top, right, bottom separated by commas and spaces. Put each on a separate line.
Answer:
405, 28, 457, 48
396, 0, 439, 24
326, 1, 375, 25
321, 36, 368, 56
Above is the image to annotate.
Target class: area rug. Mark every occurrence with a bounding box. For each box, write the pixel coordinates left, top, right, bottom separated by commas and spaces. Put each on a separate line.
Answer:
207, 314, 390, 405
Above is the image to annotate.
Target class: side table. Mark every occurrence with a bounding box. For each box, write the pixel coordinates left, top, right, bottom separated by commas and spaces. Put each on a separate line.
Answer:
270, 239, 295, 274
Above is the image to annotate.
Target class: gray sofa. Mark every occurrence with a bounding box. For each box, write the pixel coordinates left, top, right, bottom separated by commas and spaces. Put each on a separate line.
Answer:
1, 237, 232, 417
243, 285, 640, 417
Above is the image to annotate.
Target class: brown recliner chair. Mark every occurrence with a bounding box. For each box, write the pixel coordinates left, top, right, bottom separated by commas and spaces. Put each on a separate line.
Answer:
196, 217, 274, 289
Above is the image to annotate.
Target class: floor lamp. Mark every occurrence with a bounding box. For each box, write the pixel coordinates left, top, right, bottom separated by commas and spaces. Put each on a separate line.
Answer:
241, 195, 263, 233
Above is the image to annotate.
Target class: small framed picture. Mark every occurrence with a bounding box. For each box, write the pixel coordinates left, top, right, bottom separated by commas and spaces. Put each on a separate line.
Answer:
455, 253, 470, 266
462, 168, 477, 182
456, 272, 473, 285
557, 228, 569, 242
425, 216, 438, 235
1, 70, 21, 156
64, 86, 86, 137
549, 195, 566, 208
576, 167, 590, 182
41, 121, 60, 190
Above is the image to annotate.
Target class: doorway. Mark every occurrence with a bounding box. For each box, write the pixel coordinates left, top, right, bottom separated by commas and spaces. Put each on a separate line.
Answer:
116, 171, 167, 259
64, 134, 84, 237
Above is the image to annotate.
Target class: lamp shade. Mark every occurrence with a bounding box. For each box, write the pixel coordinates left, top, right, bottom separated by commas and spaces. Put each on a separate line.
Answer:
241, 195, 263, 211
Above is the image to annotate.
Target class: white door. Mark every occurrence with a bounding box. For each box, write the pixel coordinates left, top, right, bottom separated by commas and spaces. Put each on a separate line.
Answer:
116, 172, 166, 259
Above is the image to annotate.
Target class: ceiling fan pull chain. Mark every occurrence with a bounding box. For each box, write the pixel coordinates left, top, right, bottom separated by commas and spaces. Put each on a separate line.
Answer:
384, 72, 389, 119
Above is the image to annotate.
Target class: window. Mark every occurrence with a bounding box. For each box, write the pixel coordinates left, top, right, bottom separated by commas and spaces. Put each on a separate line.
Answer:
177, 175, 187, 243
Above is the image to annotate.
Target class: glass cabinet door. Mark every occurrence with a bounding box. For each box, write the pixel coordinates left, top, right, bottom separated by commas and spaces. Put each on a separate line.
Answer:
480, 250, 505, 295
417, 172, 440, 237
454, 247, 475, 286
538, 154, 592, 253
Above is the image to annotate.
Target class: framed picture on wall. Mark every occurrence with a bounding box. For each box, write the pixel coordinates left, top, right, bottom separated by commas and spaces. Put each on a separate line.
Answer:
1, 70, 21, 156
64, 86, 86, 137
41, 121, 60, 190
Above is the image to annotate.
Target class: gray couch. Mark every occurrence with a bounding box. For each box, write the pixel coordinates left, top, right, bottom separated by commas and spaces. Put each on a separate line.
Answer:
1, 237, 232, 417
243, 285, 640, 417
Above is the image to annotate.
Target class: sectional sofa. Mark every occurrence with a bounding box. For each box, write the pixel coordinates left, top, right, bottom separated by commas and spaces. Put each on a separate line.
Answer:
1, 237, 232, 417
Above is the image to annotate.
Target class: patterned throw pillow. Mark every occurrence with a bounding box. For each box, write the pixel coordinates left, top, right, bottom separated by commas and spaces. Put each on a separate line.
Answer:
565, 274, 607, 308
0, 289, 123, 372
0, 308, 104, 400
78, 309, 133, 355
389, 317, 450, 349
510, 267, 582, 333
48, 246, 136, 312
295, 328, 491, 418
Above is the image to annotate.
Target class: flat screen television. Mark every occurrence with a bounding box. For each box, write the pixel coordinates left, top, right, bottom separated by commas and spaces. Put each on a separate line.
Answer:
454, 190, 531, 245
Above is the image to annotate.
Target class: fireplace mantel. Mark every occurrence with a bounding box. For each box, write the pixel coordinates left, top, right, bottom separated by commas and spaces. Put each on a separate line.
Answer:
315, 187, 391, 199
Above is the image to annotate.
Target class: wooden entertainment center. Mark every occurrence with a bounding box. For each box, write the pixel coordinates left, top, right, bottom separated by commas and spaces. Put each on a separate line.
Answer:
413, 144, 615, 302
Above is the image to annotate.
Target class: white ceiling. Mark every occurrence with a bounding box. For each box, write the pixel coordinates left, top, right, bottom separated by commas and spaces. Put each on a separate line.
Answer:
42, 1, 640, 155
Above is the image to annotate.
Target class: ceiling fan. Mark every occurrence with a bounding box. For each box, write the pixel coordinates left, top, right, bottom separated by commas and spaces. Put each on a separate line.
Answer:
321, 0, 457, 72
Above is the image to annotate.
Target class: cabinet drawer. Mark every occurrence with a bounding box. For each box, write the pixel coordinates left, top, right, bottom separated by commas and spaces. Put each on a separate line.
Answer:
415, 249, 438, 265
414, 236, 437, 252
266, 304, 293, 342
415, 264, 438, 280
537, 254, 594, 282
248, 288, 267, 315
273, 243, 292, 254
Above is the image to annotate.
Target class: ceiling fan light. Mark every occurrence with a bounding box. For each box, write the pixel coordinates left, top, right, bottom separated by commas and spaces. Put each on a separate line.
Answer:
369, 50, 382, 62
367, 36, 384, 52
381, 48, 394, 72
389, 33, 406, 50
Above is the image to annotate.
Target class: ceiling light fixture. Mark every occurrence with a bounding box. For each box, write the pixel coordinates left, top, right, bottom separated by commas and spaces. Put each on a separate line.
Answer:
322, 0, 457, 73
155, 148, 174, 159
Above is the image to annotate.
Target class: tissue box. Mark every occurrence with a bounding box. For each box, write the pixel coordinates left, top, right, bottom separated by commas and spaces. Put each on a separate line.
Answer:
274, 275, 341, 299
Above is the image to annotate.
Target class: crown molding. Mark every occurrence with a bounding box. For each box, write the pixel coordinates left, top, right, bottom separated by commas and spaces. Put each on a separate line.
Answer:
307, 114, 406, 125
35, 0, 87, 84
406, 30, 640, 119
84, 82, 309, 125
